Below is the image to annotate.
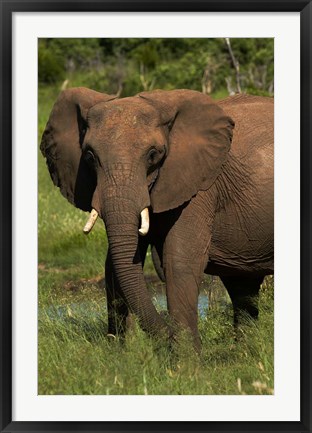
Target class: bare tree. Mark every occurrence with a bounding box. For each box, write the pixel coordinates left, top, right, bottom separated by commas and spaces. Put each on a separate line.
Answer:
114, 53, 125, 97
248, 63, 274, 95
225, 77, 236, 96
60, 79, 69, 91
225, 37, 242, 94
139, 63, 155, 91
201, 57, 220, 95
202, 65, 213, 95
115, 83, 123, 98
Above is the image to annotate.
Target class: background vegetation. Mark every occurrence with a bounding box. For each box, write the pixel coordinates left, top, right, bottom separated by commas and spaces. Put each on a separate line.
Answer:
38, 38, 274, 396
39, 37, 274, 97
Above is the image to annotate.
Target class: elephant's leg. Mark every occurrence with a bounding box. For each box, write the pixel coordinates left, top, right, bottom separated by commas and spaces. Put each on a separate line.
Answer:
165, 260, 205, 351
220, 275, 263, 329
151, 244, 165, 282
162, 200, 213, 350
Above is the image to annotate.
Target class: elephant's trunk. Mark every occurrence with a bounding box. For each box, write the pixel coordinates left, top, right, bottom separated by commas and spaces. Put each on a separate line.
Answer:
99, 174, 168, 336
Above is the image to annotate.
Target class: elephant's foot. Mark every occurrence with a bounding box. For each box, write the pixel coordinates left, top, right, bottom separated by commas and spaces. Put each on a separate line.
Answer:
220, 275, 263, 334
166, 327, 202, 362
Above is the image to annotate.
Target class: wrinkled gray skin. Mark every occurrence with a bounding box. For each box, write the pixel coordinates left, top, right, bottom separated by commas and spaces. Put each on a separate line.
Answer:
41, 89, 273, 350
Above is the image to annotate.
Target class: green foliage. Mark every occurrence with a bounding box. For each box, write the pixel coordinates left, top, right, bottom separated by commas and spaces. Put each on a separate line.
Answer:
231, 38, 274, 94
38, 37, 274, 96
38, 40, 65, 84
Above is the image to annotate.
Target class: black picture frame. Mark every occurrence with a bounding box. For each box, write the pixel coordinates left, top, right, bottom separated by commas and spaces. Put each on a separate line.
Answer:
1, 1, 311, 432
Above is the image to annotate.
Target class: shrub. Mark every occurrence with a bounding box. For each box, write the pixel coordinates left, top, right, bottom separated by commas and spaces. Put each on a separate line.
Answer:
38, 42, 64, 84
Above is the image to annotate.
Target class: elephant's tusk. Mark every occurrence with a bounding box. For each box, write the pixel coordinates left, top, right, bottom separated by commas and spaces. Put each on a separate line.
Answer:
107, 333, 116, 340
83, 209, 99, 234
138, 207, 149, 236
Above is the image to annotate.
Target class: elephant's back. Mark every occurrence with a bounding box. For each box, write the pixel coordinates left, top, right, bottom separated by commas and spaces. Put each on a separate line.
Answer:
208, 95, 274, 276
220, 94, 273, 197
219, 94, 273, 163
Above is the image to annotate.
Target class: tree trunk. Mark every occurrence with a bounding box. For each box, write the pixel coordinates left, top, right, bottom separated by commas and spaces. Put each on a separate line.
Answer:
225, 38, 242, 94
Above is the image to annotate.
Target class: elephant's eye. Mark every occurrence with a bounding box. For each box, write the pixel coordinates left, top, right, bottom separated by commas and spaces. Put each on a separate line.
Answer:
84, 149, 95, 166
147, 148, 160, 166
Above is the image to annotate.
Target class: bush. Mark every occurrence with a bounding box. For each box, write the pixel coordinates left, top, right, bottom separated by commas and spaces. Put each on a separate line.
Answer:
38, 42, 65, 84
38, 37, 274, 96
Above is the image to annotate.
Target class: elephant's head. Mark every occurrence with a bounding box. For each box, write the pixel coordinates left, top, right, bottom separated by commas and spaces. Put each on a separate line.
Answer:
40, 87, 234, 336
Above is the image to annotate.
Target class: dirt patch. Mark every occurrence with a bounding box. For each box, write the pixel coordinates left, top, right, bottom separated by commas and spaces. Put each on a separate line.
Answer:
39, 262, 165, 293
63, 276, 105, 292
38, 263, 71, 274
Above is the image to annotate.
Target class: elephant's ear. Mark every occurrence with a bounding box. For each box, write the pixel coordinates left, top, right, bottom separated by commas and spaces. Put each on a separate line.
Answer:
139, 89, 234, 213
40, 87, 116, 213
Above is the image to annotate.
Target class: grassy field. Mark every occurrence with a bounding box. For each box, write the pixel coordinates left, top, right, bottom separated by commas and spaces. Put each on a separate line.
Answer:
38, 84, 274, 395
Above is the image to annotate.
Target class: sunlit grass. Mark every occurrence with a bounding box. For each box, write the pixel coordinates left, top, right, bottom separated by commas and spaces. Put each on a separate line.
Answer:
38, 277, 274, 395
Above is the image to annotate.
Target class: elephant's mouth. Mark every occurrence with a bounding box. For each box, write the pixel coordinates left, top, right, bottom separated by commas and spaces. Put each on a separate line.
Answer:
83, 207, 150, 236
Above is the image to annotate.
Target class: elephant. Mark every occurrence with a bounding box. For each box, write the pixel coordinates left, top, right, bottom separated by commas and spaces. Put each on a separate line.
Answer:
40, 88, 273, 350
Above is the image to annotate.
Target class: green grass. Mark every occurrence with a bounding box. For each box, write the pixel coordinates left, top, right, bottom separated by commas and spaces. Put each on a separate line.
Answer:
38, 82, 274, 395
38, 280, 274, 395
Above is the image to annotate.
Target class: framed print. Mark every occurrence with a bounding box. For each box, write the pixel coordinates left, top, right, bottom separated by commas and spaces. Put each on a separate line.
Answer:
1, 1, 311, 432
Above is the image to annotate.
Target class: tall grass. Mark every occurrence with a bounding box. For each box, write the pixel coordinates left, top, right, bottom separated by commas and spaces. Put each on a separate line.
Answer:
38, 277, 274, 395
38, 83, 274, 395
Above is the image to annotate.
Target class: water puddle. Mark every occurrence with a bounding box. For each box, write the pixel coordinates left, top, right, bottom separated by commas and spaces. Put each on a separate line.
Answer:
41, 291, 210, 321
152, 292, 209, 317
